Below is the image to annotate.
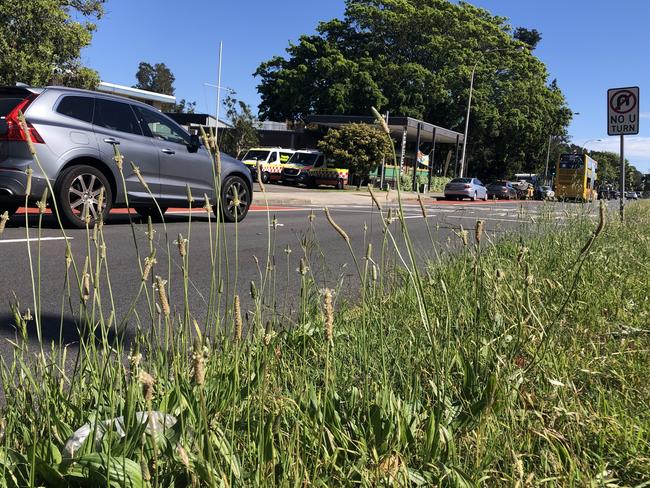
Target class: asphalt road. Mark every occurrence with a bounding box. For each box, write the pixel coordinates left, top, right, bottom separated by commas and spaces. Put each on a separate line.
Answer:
0, 199, 587, 355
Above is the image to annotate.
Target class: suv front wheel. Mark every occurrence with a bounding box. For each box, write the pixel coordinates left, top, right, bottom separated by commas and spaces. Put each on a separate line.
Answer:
56, 165, 113, 228
216, 175, 251, 222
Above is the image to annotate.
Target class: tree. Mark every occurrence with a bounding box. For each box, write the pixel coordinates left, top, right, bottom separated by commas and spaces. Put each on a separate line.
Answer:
318, 123, 392, 179
514, 28, 542, 50
255, 0, 572, 180
0, 0, 103, 89
134, 62, 175, 95
134, 62, 197, 113
219, 95, 260, 158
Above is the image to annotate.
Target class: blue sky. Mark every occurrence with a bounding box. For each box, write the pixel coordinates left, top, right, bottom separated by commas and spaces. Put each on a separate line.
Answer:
81, 0, 650, 172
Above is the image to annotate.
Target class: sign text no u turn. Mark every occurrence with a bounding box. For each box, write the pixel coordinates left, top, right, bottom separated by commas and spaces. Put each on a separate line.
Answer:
608, 87, 640, 135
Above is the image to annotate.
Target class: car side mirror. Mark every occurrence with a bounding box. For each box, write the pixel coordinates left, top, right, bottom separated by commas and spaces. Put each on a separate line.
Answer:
0, 118, 8, 136
188, 134, 201, 153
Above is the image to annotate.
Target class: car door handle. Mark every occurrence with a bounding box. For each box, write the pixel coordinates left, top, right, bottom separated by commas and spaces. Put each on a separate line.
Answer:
161, 149, 175, 155
103, 137, 120, 145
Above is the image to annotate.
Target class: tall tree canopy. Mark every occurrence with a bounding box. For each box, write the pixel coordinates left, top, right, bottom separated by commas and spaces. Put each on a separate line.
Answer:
0, 0, 104, 89
134, 61, 195, 113
255, 0, 573, 178
134, 62, 175, 95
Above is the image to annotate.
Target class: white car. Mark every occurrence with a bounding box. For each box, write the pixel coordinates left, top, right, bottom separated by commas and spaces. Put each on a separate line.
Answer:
444, 178, 488, 201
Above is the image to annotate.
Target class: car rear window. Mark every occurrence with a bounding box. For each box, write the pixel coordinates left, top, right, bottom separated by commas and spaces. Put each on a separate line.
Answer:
0, 96, 24, 116
56, 96, 94, 123
450, 178, 471, 183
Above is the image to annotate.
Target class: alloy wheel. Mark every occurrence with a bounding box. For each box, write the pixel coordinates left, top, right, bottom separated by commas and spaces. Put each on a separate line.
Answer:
68, 173, 106, 221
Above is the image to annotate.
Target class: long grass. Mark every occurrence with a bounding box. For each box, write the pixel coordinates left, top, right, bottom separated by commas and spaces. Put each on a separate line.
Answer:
0, 113, 648, 487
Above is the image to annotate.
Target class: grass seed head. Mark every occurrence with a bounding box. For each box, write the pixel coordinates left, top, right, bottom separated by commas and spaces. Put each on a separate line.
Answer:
234, 295, 243, 341
25, 167, 33, 196
186, 184, 194, 205
0, 211, 8, 235
250, 280, 258, 300
17, 113, 37, 156
475, 220, 485, 244
175, 233, 188, 258
458, 226, 469, 247
264, 321, 273, 346
155, 276, 170, 317
299, 257, 309, 276
203, 193, 212, 213
324, 207, 349, 242
256, 161, 266, 192
139, 371, 155, 403
371, 106, 390, 134
324, 289, 334, 342
142, 253, 157, 281
37, 188, 48, 214
192, 347, 205, 386
112, 144, 124, 171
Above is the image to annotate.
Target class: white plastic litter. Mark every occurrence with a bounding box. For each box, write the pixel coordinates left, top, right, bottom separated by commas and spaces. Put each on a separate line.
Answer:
63, 411, 177, 458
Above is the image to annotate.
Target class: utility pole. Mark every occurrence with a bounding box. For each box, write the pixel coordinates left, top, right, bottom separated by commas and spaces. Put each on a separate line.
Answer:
544, 135, 552, 185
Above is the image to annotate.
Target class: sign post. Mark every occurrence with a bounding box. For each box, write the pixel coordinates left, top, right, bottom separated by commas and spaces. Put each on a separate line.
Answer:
607, 86, 639, 222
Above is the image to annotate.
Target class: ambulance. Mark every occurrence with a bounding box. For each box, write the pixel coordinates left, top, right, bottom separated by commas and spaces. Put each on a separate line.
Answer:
280, 150, 349, 189
240, 147, 295, 183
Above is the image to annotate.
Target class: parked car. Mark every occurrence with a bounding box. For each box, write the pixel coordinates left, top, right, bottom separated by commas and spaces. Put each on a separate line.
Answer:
486, 181, 518, 200
535, 185, 555, 200
0, 86, 252, 227
626, 191, 639, 200
444, 178, 488, 201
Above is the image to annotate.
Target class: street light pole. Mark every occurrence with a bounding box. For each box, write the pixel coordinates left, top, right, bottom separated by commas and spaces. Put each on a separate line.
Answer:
581, 138, 603, 153
459, 46, 522, 178
459, 63, 476, 178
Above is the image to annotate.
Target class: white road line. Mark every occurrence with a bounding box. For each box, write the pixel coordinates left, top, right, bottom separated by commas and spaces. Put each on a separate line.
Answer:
0, 236, 72, 244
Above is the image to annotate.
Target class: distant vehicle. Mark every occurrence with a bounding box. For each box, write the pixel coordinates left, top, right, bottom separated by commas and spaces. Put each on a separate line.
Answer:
626, 191, 638, 200
486, 181, 518, 200
535, 185, 555, 200
281, 150, 349, 189
554, 153, 598, 202
240, 147, 294, 183
0, 85, 252, 227
444, 178, 488, 201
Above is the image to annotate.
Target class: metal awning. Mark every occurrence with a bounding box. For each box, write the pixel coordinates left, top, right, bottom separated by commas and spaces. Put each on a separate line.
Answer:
304, 115, 464, 145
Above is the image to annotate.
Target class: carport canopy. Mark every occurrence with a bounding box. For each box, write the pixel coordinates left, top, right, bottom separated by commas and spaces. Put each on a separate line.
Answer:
304, 115, 464, 145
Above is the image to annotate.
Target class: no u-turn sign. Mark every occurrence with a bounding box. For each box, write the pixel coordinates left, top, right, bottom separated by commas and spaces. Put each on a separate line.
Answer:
608, 87, 639, 135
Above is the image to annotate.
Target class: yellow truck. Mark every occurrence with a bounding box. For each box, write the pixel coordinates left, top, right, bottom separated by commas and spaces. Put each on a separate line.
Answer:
280, 150, 349, 189
240, 147, 295, 183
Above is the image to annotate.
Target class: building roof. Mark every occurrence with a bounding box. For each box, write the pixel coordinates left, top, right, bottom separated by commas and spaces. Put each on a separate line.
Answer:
164, 113, 231, 129
304, 115, 464, 145
97, 81, 176, 104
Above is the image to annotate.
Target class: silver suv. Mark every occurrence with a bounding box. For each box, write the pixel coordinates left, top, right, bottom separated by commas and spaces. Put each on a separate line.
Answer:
0, 86, 252, 227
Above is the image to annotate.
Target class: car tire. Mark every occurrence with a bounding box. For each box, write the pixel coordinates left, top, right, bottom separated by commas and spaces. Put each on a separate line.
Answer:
335, 178, 344, 190
261, 171, 270, 184
135, 206, 168, 221
216, 175, 251, 223
55, 165, 113, 229
483, 193, 488, 201
471, 192, 477, 202
0, 204, 18, 219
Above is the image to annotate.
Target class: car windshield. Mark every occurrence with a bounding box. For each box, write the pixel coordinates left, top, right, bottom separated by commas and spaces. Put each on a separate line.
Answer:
242, 150, 270, 161
450, 178, 472, 184
490, 181, 508, 186
289, 152, 320, 166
